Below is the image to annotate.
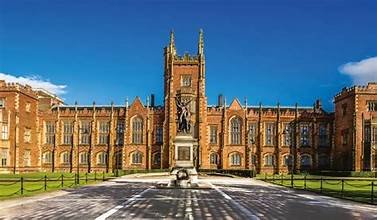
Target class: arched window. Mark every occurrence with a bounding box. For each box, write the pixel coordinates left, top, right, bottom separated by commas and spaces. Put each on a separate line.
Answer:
97, 152, 108, 165
131, 151, 143, 164
210, 152, 219, 165
42, 151, 52, 164
79, 152, 88, 164
153, 152, 161, 166
282, 154, 293, 167
264, 154, 274, 166
132, 117, 143, 144
300, 154, 312, 168
230, 152, 241, 166
318, 154, 329, 168
61, 151, 70, 164
230, 117, 241, 144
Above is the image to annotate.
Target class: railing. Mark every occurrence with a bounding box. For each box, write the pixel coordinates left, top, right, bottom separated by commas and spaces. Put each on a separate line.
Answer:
0, 172, 111, 198
260, 174, 376, 205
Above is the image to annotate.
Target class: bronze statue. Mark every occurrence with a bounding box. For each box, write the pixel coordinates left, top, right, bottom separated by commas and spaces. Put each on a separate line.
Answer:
175, 97, 192, 133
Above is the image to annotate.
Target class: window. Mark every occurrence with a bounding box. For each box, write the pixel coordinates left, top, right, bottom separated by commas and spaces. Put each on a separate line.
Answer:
97, 152, 108, 165
264, 154, 274, 166
98, 121, 109, 144
80, 121, 91, 145
26, 102, 31, 112
1, 148, 8, 167
319, 123, 328, 146
156, 127, 163, 143
42, 151, 52, 164
153, 152, 161, 166
282, 123, 291, 146
230, 153, 241, 166
131, 151, 143, 164
116, 121, 124, 145
300, 155, 311, 167
210, 153, 219, 165
367, 101, 377, 112
342, 103, 347, 117
45, 122, 55, 144
318, 154, 330, 168
342, 129, 349, 145
372, 126, 377, 144
251, 154, 257, 166
24, 150, 31, 167
282, 154, 293, 166
300, 124, 309, 146
61, 152, 70, 164
364, 125, 371, 143
1, 124, 8, 140
79, 152, 88, 164
209, 126, 217, 144
230, 117, 241, 145
24, 128, 31, 143
181, 75, 191, 87
63, 121, 73, 145
248, 123, 257, 144
132, 117, 143, 144
265, 123, 275, 146
0, 98, 4, 108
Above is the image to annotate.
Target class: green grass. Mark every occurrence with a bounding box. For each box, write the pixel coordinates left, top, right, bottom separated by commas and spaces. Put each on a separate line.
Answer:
257, 174, 377, 204
0, 172, 115, 200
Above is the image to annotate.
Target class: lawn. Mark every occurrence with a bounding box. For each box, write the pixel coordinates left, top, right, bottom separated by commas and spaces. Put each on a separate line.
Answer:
257, 174, 377, 204
0, 172, 115, 200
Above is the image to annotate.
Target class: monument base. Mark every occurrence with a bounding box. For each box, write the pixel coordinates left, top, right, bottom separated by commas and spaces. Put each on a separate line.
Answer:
168, 167, 198, 188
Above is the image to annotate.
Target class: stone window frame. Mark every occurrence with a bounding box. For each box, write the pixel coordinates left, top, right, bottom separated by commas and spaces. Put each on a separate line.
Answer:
299, 123, 310, 147
63, 121, 73, 145
96, 152, 108, 165
155, 127, 163, 144
282, 123, 292, 147
98, 121, 110, 145
264, 122, 275, 146
0, 98, 5, 108
248, 123, 257, 144
264, 154, 275, 167
116, 121, 125, 145
24, 127, 31, 143
25, 102, 31, 113
181, 74, 192, 87
1, 148, 8, 167
300, 154, 312, 167
131, 151, 143, 165
367, 101, 377, 112
153, 152, 161, 166
229, 152, 241, 166
132, 116, 143, 144
45, 121, 55, 145
318, 123, 328, 147
1, 123, 8, 140
210, 152, 220, 165
229, 116, 242, 145
80, 121, 91, 145
42, 151, 52, 164
282, 154, 293, 167
23, 150, 31, 167
79, 152, 89, 164
209, 125, 217, 144
60, 151, 70, 164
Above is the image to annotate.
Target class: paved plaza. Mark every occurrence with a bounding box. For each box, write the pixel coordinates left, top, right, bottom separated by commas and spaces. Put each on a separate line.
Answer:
0, 175, 376, 220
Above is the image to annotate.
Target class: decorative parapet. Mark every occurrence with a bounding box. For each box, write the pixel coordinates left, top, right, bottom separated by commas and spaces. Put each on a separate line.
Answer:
0, 80, 38, 99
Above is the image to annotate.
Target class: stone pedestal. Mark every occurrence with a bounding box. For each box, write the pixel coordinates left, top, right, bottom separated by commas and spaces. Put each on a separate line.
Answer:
169, 134, 198, 187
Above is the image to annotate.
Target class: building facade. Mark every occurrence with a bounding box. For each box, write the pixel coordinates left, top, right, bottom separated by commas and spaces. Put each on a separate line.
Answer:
0, 31, 376, 174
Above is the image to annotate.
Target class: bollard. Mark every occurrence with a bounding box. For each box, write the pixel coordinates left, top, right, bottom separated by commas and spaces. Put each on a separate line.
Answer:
44, 175, 47, 191
304, 175, 307, 190
341, 179, 344, 197
20, 177, 24, 195
291, 174, 294, 188
371, 181, 374, 204
320, 177, 323, 193
61, 174, 64, 188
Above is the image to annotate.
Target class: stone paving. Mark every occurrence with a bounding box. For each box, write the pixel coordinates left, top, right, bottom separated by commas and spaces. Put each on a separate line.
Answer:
0, 175, 376, 220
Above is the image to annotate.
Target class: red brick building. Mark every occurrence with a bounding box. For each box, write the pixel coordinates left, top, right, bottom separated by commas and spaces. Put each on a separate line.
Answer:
0, 31, 376, 174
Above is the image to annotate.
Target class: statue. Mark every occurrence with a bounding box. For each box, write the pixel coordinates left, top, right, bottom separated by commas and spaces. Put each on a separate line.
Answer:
175, 97, 192, 133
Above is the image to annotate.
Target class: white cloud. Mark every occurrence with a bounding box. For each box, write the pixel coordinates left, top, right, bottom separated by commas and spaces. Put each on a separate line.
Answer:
0, 72, 66, 95
339, 56, 377, 85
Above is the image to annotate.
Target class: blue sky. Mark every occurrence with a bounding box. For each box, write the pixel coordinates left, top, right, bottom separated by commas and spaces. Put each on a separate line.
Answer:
1, 0, 377, 110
